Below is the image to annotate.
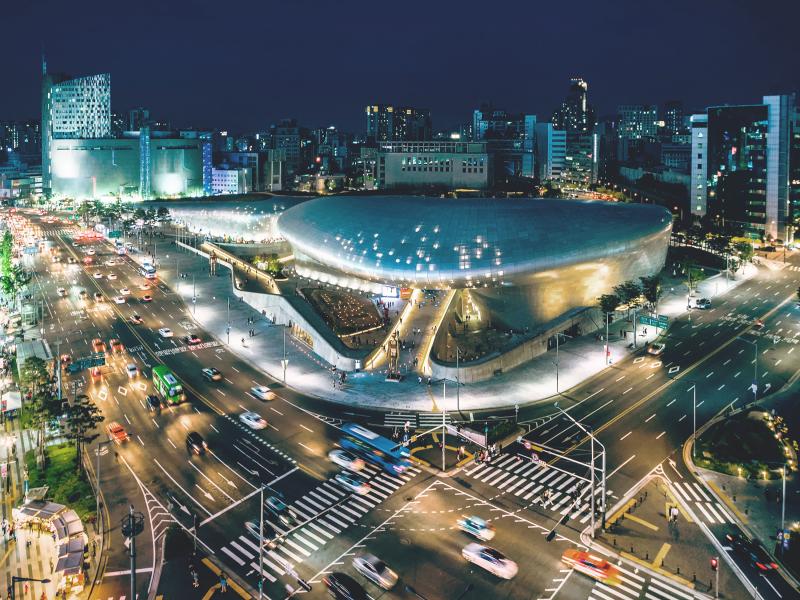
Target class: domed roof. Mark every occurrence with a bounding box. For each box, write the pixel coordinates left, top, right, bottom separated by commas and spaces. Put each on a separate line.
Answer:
277, 196, 672, 287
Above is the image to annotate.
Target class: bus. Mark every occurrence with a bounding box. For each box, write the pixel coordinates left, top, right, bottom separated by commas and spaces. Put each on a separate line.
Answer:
139, 263, 157, 279
340, 423, 411, 475
152, 365, 186, 405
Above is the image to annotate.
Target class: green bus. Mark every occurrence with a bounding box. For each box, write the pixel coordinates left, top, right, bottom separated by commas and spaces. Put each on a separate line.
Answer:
152, 365, 186, 405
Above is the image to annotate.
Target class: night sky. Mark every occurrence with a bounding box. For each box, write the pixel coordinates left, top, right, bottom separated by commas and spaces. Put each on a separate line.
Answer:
3, 0, 798, 133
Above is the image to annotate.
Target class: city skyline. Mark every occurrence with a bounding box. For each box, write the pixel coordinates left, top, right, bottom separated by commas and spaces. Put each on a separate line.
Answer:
3, 0, 799, 132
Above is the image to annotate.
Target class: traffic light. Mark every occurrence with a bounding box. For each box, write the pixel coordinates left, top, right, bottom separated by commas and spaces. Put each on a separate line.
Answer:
710, 557, 719, 571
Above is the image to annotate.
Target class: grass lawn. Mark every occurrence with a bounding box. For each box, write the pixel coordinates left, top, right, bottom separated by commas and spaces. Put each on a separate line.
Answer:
696, 411, 785, 478
24, 442, 96, 520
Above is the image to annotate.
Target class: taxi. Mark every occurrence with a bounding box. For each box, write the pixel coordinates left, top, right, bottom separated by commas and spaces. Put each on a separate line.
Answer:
561, 549, 621, 585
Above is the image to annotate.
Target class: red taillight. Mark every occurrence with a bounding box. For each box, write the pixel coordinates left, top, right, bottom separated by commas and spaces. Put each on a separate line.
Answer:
771, 563, 778, 569
756, 562, 766, 570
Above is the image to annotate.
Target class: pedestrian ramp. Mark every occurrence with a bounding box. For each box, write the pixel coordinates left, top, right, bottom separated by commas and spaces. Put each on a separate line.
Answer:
671, 481, 735, 525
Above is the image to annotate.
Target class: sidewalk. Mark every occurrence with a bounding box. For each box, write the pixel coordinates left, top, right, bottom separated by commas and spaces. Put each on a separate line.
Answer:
163, 242, 757, 412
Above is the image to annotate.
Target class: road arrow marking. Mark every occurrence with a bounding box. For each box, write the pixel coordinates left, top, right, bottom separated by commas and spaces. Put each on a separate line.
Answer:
194, 484, 214, 501
667, 459, 684, 479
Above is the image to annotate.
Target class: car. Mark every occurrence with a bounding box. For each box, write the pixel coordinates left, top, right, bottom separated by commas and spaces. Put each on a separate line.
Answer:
725, 533, 778, 571
754, 319, 765, 329
239, 411, 267, 430
90, 366, 103, 380
322, 572, 367, 600
85, 248, 95, 256
202, 367, 222, 382
462, 543, 518, 579
93, 272, 103, 279
352, 554, 398, 590
146, 395, 162, 412
110, 338, 124, 352
113, 296, 126, 304
647, 342, 665, 356
264, 496, 298, 527
328, 449, 365, 472
105, 259, 116, 266
138, 283, 150, 290
120, 287, 131, 295
250, 385, 275, 401
56, 287, 67, 297
130, 314, 143, 325
107, 273, 117, 280
125, 363, 138, 378
141, 294, 152, 303
561, 549, 621, 585
94, 292, 104, 302
82, 256, 94, 265
91, 338, 106, 353
334, 471, 371, 495
158, 327, 173, 338
66, 257, 76, 264
696, 298, 712, 309
183, 334, 202, 345
186, 431, 208, 455
79, 289, 88, 298
60, 354, 72, 366
106, 421, 128, 444
457, 516, 496, 541
244, 520, 281, 548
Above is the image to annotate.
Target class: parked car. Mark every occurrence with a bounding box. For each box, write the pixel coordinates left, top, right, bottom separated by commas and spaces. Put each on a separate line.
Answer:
91, 338, 106, 353
109, 338, 124, 353
112, 296, 126, 304
56, 287, 67, 297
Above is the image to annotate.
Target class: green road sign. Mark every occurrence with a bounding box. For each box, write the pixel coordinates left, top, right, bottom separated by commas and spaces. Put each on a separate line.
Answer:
66, 352, 106, 373
639, 314, 670, 328
108, 230, 122, 238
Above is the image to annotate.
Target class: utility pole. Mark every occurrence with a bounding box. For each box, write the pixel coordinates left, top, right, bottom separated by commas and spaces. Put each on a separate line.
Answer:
456, 346, 460, 414
442, 381, 447, 472
227, 297, 230, 345
689, 384, 697, 458
192, 274, 196, 315
121, 505, 144, 600
605, 312, 610, 365
259, 484, 265, 599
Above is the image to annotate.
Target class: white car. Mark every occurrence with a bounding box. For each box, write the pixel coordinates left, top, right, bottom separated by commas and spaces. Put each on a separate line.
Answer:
107, 273, 117, 280
457, 516, 496, 541
328, 449, 365, 472
85, 248, 95, 256
56, 287, 67, 297
93, 272, 103, 279
113, 296, 126, 304
334, 471, 371, 495
462, 543, 518, 579
125, 363, 139, 378
647, 342, 665, 356
158, 327, 173, 338
250, 385, 275, 401
105, 259, 116, 266
239, 411, 267, 430
120, 287, 131, 295
352, 554, 398, 590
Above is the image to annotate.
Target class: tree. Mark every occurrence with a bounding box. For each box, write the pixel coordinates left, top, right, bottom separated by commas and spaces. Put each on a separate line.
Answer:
156, 206, 171, 223
639, 275, 662, 309
0, 231, 12, 279
19, 356, 59, 468
64, 395, 103, 473
734, 241, 754, 263
598, 294, 621, 323
76, 202, 93, 226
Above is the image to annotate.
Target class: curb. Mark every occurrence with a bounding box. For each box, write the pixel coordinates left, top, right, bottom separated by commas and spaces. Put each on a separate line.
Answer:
619, 551, 696, 590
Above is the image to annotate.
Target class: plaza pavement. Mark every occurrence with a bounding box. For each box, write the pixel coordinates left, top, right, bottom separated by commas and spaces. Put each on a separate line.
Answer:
163, 242, 757, 412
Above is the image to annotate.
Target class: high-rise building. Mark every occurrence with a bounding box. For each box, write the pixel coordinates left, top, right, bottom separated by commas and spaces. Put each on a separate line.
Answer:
472, 105, 536, 180
691, 94, 795, 241
41, 68, 111, 193
790, 105, 800, 231
617, 105, 658, 140
552, 78, 594, 134
129, 108, 150, 131
663, 101, 685, 135
365, 105, 431, 143
272, 118, 301, 175
535, 123, 566, 180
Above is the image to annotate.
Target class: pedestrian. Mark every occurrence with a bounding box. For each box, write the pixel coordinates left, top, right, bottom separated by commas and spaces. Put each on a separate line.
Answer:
219, 572, 228, 593
191, 568, 199, 588
241, 338, 245, 345
50, 557, 54, 572
418, 376, 422, 384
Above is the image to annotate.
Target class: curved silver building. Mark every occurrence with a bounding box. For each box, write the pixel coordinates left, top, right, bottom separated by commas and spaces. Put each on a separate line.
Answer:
278, 196, 672, 327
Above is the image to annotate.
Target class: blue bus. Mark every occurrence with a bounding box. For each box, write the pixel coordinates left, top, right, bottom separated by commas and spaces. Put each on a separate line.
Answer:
340, 423, 411, 475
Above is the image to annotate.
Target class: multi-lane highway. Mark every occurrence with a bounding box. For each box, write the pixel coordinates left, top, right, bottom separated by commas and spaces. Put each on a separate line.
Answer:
9, 207, 798, 600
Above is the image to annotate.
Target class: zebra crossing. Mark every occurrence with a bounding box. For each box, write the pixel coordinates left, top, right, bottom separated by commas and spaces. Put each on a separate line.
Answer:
588, 562, 698, 600
464, 454, 609, 524
671, 481, 735, 525
217, 462, 421, 583
383, 411, 452, 429
786, 265, 800, 272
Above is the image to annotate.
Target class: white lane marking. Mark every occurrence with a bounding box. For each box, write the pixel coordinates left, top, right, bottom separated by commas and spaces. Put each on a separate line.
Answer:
619, 431, 632, 441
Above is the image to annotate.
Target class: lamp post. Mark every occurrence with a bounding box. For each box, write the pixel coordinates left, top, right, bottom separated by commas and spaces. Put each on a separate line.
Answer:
455, 346, 461, 414
687, 383, 697, 459
227, 297, 231, 345
9, 577, 50, 600
554, 332, 573, 394
735, 336, 758, 403
553, 403, 606, 535
259, 484, 265, 599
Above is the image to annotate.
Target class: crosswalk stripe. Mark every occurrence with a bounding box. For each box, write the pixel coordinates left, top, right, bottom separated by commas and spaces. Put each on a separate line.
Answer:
477, 466, 501, 482
505, 477, 527, 493
493, 455, 517, 468
349, 494, 375, 510
221, 546, 246, 566
338, 502, 365, 519
237, 535, 260, 554
249, 561, 277, 583
364, 487, 389, 500
322, 512, 351, 529
614, 565, 645, 582
484, 470, 513, 486
714, 502, 735, 522
292, 501, 317, 519
514, 480, 537, 496
694, 501, 716, 523
370, 478, 399, 494
648, 577, 695, 600
464, 463, 489, 476
276, 543, 303, 563
671, 483, 690, 502
315, 485, 342, 502
682, 482, 702, 502
692, 482, 712, 502
309, 489, 337, 506
308, 520, 335, 538
497, 474, 519, 490
266, 550, 289, 573
302, 494, 329, 512
593, 582, 637, 600
523, 484, 544, 500
704, 502, 726, 523
291, 532, 318, 551
284, 537, 312, 557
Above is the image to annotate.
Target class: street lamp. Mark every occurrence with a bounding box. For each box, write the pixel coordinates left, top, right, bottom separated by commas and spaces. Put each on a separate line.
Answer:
554, 332, 573, 394
553, 403, 606, 535
735, 336, 758, 403
9, 577, 50, 600
687, 383, 697, 459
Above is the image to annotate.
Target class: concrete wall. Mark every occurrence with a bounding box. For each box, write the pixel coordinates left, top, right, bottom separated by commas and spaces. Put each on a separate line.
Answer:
428, 307, 603, 383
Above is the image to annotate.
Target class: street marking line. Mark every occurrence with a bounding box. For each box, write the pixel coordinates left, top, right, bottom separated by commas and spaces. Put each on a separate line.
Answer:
201, 558, 249, 599
625, 512, 659, 531
652, 542, 671, 566
606, 499, 636, 527
705, 479, 748, 524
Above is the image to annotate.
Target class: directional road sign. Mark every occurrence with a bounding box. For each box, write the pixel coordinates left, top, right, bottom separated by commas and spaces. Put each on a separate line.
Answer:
639, 314, 669, 328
